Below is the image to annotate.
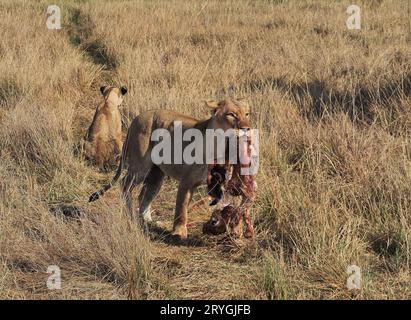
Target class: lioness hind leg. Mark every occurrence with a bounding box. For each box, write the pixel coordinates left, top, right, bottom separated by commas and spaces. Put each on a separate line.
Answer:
83, 141, 95, 162
138, 166, 165, 223
120, 172, 142, 219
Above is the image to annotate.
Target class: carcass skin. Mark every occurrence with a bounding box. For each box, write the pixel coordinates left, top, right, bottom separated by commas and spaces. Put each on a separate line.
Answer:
205, 133, 255, 238
203, 205, 242, 236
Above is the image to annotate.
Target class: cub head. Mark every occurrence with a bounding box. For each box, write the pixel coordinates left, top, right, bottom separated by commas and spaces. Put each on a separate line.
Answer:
205, 98, 251, 133
100, 85, 128, 106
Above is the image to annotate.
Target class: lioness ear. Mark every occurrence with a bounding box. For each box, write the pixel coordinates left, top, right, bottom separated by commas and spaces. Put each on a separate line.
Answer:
236, 97, 251, 113
204, 100, 219, 115
100, 86, 106, 95
236, 97, 249, 106
204, 100, 219, 109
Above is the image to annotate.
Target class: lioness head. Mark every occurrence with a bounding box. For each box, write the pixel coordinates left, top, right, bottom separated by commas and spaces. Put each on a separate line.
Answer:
100, 85, 128, 106
205, 98, 251, 132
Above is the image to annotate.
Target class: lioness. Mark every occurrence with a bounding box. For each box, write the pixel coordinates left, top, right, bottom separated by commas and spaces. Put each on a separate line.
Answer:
83, 86, 128, 169
89, 98, 253, 240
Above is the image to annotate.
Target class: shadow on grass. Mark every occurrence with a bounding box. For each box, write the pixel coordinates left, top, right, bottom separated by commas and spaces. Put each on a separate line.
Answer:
67, 8, 118, 70
147, 222, 207, 247
50, 204, 86, 222
242, 72, 411, 123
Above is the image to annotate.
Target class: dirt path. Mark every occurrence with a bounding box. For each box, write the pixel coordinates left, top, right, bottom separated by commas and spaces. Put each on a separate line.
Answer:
146, 183, 261, 299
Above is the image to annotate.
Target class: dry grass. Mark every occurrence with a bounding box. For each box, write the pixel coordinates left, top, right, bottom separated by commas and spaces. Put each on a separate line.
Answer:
0, 0, 410, 299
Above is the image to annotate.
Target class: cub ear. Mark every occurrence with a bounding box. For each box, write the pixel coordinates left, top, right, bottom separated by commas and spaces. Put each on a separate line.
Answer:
100, 86, 106, 95
120, 86, 128, 95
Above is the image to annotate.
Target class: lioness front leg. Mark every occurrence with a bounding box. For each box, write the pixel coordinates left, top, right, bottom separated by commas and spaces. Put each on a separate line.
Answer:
171, 183, 194, 240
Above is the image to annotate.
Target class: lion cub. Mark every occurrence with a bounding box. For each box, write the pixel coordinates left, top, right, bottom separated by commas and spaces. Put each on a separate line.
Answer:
83, 85, 128, 169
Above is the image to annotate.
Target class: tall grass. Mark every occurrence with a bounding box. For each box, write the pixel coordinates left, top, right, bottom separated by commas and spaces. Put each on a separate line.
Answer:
0, 0, 410, 299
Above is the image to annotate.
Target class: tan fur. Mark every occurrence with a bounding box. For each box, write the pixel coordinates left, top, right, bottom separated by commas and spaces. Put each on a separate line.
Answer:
83, 86, 128, 169
89, 98, 252, 240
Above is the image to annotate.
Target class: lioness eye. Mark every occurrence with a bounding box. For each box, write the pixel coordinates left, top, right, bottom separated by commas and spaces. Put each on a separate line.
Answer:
226, 113, 236, 118
245, 112, 250, 117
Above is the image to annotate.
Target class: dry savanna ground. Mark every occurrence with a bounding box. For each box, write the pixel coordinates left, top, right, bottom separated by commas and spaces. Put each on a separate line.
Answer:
0, 0, 410, 299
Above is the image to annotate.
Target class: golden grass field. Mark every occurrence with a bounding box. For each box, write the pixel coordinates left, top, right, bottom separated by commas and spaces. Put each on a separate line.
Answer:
0, 0, 410, 299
